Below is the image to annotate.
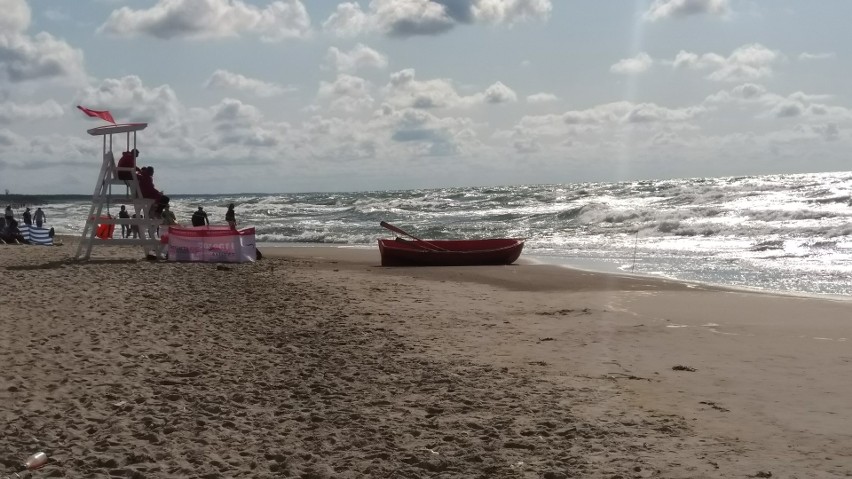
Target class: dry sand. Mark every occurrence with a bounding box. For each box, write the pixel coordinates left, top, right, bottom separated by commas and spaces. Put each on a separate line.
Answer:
1, 241, 850, 478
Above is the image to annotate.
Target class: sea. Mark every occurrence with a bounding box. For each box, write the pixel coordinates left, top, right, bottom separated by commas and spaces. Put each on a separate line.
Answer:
36, 171, 852, 299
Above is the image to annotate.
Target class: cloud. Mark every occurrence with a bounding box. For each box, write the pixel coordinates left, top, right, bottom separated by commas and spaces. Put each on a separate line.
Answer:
385, 69, 516, 109
482, 81, 517, 104
644, 0, 729, 21
704, 83, 852, 124
98, 0, 311, 42
0, 33, 87, 84
610, 52, 653, 75
323, 0, 552, 38
326, 44, 388, 72
510, 101, 706, 139
386, 68, 464, 108
74, 75, 187, 143
703, 83, 768, 103
207, 98, 286, 148
385, 107, 475, 156
0, 128, 19, 147
0, 100, 64, 123
322, 2, 371, 37
0, 0, 31, 33
771, 102, 803, 118
798, 52, 835, 61
0, 0, 86, 85
317, 74, 375, 112
0, 131, 98, 170
813, 123, 839, 142
526, 92, 558, 103
669, 43, 780, 82
730, 82, 767, 99
204, 69, 293, 97
472, 0, 553, 25
391, 128, 449, 142
564, 101, 705, 125
374, 0, 459, 37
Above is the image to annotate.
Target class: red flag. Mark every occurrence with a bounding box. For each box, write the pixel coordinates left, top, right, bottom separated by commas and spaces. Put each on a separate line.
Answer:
77, 105, 116, 124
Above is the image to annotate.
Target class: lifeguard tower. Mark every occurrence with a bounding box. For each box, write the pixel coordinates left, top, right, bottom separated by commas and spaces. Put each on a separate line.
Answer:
74, 123, 163, 260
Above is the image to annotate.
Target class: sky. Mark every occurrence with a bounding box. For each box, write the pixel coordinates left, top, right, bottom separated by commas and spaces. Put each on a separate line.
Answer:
0, 0, 850, 194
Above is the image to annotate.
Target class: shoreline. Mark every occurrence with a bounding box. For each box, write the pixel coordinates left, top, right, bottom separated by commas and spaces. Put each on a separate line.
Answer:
2, 240, 851, 477
49, 235, 852, 301
259, 242, 852, 302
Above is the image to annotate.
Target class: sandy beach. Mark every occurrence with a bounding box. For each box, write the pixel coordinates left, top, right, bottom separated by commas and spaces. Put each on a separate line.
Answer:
1, 241, 851, 478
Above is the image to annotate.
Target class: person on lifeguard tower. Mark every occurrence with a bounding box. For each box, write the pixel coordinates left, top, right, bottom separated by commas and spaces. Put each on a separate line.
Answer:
117, 148, 138, 181
136, 166, 169, 218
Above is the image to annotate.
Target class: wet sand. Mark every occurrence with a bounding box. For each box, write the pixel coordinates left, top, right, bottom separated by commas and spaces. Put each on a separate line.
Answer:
1, 242, 850, 478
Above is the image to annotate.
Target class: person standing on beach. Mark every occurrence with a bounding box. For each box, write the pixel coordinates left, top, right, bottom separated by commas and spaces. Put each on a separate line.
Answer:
33, 207, 45, 228
22, 208, 32, 226
118, 205, 130, 238
225, 203, 236, 229
161, 204, 177, 226
4, 205, 13, 225
159, 204, 177, 237
191, 206, 209, 227
130, 213, 140, 238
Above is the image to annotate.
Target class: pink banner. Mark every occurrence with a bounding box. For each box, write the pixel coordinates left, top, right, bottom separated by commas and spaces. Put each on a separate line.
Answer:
166, 226, 256, 263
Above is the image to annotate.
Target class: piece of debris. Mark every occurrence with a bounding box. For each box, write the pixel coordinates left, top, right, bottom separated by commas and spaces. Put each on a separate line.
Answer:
699, 401, 730, 412
216, 265, 232, 271
538, 337, 555, 342
672, 365, 697, 372
749, 472, 772, 478
606, 373, 652, 381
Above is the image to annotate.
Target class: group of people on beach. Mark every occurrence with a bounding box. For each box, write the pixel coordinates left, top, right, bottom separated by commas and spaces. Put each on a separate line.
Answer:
114, 203, 238, 238
118, 148, 238, 233
2, 205, 49, 244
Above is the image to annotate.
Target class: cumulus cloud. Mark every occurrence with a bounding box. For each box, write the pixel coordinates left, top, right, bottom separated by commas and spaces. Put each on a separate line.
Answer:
526, 92, 558, 103
506, 101, 706, 149
326, 44, 388, 72
0, 100, 64, 123
644, 0, 729, 21
482, 81, 517, 104
610, 52, 653, 75
386, 69, 464, 108
322, 2, 372, 37
98, 0, 311, 42
668, 43, 780, 82
703, 83, 769, 104
204, 69, 293, 97
74, 75, 187, 142
317, 74, 375, 112
704, 83, 852, 124
0, 0, 86, 85
472, 0, 553, 25
563, 101, 706, 125
385, 69, 516, 109
0, 33, 87, 84
207, 98, 285, 148
374, 0, 459, 37
385, 107, 475, 157
798, 52, 835, 61
0, 0, 31, 33
323, 0, 552, 38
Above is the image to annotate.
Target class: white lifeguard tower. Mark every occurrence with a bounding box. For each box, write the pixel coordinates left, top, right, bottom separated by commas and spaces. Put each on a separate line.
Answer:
75, 123, 163, 260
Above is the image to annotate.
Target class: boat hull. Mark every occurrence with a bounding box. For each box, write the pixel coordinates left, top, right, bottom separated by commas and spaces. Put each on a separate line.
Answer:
378, 238, 524, 267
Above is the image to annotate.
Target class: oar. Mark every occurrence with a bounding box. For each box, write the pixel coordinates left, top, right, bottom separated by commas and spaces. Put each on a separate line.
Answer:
380, 221, 448, 251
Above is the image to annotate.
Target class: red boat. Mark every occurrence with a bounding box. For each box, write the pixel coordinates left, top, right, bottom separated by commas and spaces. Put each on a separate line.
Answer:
378, 237, 525, 266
